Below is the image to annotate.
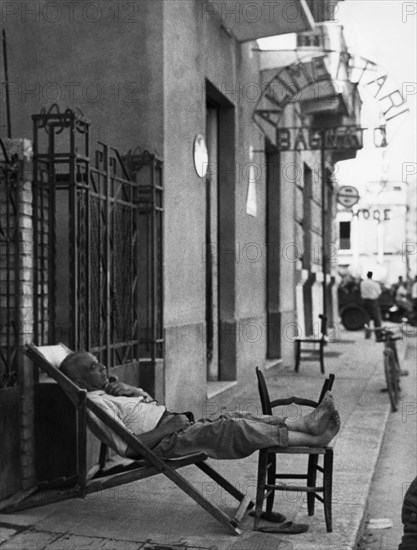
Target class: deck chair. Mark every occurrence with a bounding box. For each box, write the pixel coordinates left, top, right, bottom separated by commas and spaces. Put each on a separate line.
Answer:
2, 343, 253, 535
254, 368, 335, 532
294, 314, 329, 374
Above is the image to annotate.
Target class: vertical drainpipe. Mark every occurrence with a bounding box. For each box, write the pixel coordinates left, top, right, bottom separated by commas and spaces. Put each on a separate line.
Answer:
321, 130, 327, 331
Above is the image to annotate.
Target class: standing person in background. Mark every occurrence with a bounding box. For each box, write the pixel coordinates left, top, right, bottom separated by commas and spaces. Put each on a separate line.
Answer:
360, 271, 382, 340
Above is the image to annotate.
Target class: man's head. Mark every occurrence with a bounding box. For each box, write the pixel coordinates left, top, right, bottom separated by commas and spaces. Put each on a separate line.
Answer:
367, 271, 373, 279
60, 351, 108, 391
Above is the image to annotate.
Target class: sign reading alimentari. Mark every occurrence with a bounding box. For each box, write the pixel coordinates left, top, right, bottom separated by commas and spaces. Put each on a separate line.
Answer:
254, 54, 409, 147
275, 125, 386, 151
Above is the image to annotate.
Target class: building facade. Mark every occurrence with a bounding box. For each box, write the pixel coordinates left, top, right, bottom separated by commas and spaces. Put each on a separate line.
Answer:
256, 19, 361, 344
337, 179, 417, 284
0, 0, 360, 503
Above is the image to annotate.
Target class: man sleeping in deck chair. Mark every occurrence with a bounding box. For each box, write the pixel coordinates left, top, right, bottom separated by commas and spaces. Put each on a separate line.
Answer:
60, 351, 340, 532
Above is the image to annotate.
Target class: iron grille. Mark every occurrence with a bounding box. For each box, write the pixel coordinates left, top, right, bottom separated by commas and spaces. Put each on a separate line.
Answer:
0, 141, 21, 387
124, 150, 164, 363
79, 144, 141, 367
32, 107, 163, 371
32, 106, 89, 347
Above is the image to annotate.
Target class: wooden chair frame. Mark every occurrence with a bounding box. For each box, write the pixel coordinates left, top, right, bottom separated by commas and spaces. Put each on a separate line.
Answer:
294, 314, 328, 374
2, 344, 253, 535
254, 368, 335, 532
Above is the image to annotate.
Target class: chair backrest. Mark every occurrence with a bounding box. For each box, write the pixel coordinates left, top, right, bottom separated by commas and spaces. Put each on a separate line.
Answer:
255, 367, 335, 414
318, 314, 328, 337
318, 373, 335, 403
23, 343, 84, 405
35, 343, 72, 368
255, 367, 273, 415
24, 343, 122, 464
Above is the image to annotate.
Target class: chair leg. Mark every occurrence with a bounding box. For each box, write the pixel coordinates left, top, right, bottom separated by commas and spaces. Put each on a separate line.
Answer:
307, 454, 318, 516
319, 341, 325, 374
265, 453, 276, 513
295, 341, 301, 372
323, 449, 333, 532
254, 450, 268, 530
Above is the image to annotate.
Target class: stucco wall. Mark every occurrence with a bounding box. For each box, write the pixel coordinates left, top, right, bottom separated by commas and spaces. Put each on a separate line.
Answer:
2, 0, 164, 153
161, 0, 207, 412
3, 0, 291, 414
161, 1, 268, 410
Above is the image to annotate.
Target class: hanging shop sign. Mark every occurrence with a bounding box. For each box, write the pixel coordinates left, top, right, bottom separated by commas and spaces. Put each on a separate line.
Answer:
275, 125, 386, 151
337, 185, 360, 208
253, 53, 409, 149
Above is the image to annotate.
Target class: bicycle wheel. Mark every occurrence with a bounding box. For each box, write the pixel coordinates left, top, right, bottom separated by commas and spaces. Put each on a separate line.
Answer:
391, 341, 400, 368
384, 350, 399, 412
390, 341, 403, 393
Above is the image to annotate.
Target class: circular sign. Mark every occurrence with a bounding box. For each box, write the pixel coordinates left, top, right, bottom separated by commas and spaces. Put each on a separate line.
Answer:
193, 134, 208, 178
337, 185, 360, 208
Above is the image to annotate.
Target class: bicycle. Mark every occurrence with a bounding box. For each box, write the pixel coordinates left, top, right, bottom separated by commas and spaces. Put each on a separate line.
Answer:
364, 324, 406, 412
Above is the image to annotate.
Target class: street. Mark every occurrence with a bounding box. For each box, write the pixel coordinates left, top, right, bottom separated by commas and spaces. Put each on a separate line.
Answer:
2, 326, 415, 550
356, 336, 417, 550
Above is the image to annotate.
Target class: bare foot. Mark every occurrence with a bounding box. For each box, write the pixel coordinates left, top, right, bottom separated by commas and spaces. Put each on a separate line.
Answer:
304, 392, 336, 436
314, 410, 341, 446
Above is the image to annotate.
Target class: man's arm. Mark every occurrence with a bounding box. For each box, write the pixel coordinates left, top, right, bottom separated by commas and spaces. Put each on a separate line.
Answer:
105, 380, 153, 400
125, 414, 190, 458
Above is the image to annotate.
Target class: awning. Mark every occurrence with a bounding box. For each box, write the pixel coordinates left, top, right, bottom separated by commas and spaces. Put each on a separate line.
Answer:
205, 0, 315, 42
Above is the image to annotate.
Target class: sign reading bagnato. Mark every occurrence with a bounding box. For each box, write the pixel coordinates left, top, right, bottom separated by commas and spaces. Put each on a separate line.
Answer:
275, 126, 386, 151
254, 53, 409, 150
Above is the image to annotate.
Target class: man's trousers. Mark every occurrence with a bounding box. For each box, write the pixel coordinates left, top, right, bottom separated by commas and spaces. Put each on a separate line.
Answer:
153, 411, 288, 460
363, 298, 382, 333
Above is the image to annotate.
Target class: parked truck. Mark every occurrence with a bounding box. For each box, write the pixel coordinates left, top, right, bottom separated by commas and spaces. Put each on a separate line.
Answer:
338, 283, 394, 330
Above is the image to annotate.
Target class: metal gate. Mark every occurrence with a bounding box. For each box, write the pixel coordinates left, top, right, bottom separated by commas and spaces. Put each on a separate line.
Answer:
73, 142, 141, 367
32, 107, 163, 370
0, 140, 22, 499
0, 141, 21, 387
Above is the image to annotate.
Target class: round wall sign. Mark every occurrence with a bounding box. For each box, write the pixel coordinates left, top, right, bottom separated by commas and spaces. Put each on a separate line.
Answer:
193, 134, 208, 178
337, 185, 360, 208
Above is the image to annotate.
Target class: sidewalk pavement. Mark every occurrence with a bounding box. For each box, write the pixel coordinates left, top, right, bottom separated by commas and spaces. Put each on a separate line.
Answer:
1, 327, 412, 550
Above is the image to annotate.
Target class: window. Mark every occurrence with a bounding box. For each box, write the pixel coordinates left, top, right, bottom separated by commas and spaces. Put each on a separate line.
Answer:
339, 221, 351, 250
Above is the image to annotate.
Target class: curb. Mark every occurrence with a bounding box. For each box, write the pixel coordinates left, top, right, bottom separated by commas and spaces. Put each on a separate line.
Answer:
286, 360, 392, 550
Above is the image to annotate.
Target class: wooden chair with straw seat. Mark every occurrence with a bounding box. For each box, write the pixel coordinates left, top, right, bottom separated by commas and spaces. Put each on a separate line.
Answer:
294, 314, 329, 374
254, 367, 335, 532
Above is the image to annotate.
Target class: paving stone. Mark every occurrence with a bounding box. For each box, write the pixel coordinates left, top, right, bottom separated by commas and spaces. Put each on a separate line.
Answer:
0, 529, 60, 550
35, 512, 88, 534
46, 533, 141, 549
0, 511, 51, 527
0, 527, 18, 544
228, 532, 293, 549
141, 542, 193, 550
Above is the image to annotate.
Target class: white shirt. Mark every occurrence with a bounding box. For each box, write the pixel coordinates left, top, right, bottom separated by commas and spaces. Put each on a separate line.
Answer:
87, 391, 166, 456
360, 279, 381, 300
412, 282, 417, 299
